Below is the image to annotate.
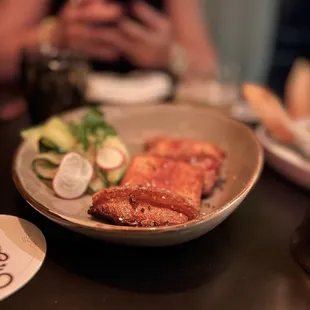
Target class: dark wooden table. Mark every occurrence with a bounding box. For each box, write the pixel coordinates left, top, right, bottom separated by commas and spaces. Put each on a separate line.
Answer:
1, 113, 310, 310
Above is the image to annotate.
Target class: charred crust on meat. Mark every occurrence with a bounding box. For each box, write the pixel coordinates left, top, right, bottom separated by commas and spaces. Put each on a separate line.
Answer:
129, 193, 139, 209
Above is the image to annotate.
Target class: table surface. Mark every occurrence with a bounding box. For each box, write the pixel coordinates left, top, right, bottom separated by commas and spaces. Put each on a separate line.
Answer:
1, 112, 310, 310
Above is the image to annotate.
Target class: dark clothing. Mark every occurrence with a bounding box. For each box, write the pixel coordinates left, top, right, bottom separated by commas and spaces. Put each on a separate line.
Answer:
50, 0, 165, 73
267, 0, 310, 98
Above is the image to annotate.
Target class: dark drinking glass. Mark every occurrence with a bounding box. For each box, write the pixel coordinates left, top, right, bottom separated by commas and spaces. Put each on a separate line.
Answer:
21, 48, 89, 125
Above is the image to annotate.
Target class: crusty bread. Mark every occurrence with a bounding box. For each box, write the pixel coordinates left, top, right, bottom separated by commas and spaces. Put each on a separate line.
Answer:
285, 58, 310, 120
243, 83, 295, 144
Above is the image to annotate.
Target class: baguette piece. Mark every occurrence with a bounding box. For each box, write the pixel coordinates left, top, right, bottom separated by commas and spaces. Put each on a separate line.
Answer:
243, 83, 295, 144
285, 58, 310, 120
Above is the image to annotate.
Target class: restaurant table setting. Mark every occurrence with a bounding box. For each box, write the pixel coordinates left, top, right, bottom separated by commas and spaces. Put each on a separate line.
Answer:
1, 50, 310, 309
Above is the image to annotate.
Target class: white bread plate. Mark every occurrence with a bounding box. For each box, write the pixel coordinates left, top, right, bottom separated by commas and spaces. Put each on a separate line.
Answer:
256, 125, 310, 189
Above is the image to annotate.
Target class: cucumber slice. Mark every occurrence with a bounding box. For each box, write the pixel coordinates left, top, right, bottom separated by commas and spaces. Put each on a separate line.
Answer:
103, 136, 130, 185
39, 138, 66, 154
94, 164, 108, 187
32, 158, 59, 181
87, 177, 106, 195
44, 117, 71, 132
41, 117, 76, 152
32, 153, 64, 181
34, 152, 64, 165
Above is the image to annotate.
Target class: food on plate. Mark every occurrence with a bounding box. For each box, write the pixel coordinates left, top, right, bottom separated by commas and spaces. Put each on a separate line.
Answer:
145, 137, 225, 194
96, 146, 125, 171
285, 58, 310, 120
21, 107, 130, 197
243, 82, 310, 160
88, 186, 189, 226
22, 107, 226, 227
88, 155, 205, 226
243, 83, 295, 144
53, 152, 93, 199
31, 152, 64, 181
122, 155, 204, 217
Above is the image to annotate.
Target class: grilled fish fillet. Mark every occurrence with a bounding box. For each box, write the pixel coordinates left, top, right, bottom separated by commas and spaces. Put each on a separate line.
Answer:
88, 155, 204, 227
145, 137, 225, 194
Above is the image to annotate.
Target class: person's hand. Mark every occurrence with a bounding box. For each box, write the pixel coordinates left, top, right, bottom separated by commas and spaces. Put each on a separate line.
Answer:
52, 0, 124, 61
118, 1, 172, 69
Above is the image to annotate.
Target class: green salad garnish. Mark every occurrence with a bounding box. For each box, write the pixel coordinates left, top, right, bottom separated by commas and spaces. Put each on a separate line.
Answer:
20, 106, 129, 194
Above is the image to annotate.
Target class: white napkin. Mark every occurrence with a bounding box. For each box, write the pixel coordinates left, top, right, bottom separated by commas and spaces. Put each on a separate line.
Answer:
86, 71, 173, 105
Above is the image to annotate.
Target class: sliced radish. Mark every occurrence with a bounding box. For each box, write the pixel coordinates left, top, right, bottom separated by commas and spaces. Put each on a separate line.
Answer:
96, 146, 125, 171
53, 152, 93, 199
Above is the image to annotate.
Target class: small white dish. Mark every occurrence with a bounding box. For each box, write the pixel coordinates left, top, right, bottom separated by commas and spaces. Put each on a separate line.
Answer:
86, 71, 173, 105
256, 126, 310, 189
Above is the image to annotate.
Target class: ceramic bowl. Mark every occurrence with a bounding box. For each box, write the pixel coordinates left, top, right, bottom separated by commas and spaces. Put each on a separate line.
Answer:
13, 105, 263, 246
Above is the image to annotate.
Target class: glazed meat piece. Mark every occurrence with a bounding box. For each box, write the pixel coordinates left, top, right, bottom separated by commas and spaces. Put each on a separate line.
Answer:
145, 137, 225, 194
121, 155, 204, 217
88, 155, 204, 227
145, 137, 225, 160
88, 186, 189, 227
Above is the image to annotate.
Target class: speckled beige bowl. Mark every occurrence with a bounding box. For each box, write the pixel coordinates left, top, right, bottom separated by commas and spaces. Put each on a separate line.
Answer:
13, 105, 263, 246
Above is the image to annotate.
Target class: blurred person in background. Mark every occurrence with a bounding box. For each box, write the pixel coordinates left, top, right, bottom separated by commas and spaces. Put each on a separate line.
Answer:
0, 0, 217, 120
267, 0, 310, 98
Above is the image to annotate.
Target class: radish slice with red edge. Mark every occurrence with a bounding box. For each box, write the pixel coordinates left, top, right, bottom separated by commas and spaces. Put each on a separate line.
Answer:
96, 146, 125, 171
53, 152, 93, 199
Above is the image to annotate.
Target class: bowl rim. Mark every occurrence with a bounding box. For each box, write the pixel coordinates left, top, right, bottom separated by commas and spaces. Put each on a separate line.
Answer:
12, 105, 264, 234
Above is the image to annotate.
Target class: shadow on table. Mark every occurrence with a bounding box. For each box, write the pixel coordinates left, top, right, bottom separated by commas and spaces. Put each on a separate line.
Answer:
43, 218, 233, 294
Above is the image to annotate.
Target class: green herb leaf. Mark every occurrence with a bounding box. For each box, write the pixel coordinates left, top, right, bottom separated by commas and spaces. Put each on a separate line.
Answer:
94, 128, 106, 150
69, 107, 117, 152
83, 107, 106, 132
69, 123, 89, 151
104, 126, 117, 136
89, 106, 104, 117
